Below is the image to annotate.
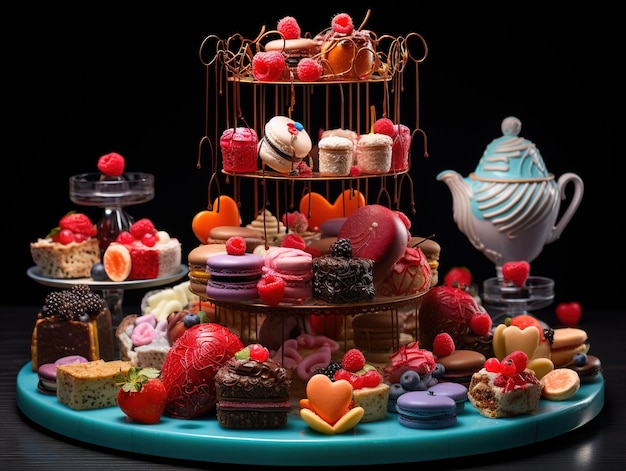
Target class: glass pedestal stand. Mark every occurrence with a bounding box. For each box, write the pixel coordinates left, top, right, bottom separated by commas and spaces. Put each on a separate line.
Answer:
482, 276, 555, 322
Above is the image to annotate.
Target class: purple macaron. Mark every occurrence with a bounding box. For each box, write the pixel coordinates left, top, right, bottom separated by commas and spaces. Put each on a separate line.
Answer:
396, 390, 457, 429
206, 253, 264, 301
37, 355, 88, 394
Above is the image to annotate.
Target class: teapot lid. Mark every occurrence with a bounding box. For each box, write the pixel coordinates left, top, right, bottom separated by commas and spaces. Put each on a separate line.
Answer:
472, 116, 551, 180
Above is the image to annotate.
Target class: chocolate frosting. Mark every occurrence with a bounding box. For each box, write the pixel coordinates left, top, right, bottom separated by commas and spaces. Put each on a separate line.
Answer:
216, 358, 290, 400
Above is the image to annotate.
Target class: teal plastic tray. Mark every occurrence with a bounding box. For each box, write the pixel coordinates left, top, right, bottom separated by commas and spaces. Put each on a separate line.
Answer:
16, 362, 604, 466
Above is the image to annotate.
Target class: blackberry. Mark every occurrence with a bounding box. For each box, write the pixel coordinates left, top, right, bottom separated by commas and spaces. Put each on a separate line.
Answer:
315, 361, 343, 381
331, 238, 352, 258
40, 285, 104, 321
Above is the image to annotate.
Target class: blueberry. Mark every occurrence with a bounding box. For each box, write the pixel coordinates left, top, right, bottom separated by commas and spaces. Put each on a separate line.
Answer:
400, 370, 421, 391
90, 263, 109, 281
388, 383, 406, 400
573, 352, 588, 367
432, 363, 445, 378
183, 313, 201, 328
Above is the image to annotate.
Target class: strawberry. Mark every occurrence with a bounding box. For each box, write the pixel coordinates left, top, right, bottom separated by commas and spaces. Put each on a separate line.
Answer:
501, 261, 530, 287
555, 301, 583, 325
432, 332, 455, 357
341, 348, 366, 372
443, 266, 472, 289
97, 152, 125, 177
59, 212, 97, 237
469, 312, 492, 336
116, 367, 167, 425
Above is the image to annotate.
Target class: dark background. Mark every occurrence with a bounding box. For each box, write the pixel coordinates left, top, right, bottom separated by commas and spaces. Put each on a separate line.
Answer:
3, 3, 620, 311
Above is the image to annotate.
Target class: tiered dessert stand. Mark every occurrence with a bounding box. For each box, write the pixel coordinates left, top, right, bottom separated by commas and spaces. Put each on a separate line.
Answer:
27, 171, 187, 324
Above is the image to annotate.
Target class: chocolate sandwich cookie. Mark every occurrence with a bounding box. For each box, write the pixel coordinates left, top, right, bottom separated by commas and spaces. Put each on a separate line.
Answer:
567, 353, 602, 383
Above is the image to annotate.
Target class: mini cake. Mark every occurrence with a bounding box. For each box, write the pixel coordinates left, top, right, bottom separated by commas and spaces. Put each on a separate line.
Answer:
262, 246, 313, 303
220, 127, 258, 173
215, 344, 291, 429
116, 313, 170, 368
56, 359, 133, 410
102, 218, 182, 281
355, 133, 393, 174
384, 341, 438, 385
317, 135, 354, 176
246, 209, 287, 245
374, 246, 431, 297
318, 13, 378, 79
160, 322, 244, 419
467, 351, 542, 418
312, 238, 375, 304
373, 117, 412, 172
258, 116, 312, 174
31, 285, 114, 371
30, 212, 100, 279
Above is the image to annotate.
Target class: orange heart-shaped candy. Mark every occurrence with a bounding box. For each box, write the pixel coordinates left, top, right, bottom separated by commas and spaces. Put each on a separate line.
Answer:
304, 374, 353, 424
299, 190, 365, 231
191, 195, 241, 243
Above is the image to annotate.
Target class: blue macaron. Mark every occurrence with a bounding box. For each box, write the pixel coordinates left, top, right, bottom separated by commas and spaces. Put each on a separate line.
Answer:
395, 390, 457, 429
427, 382, 468, 415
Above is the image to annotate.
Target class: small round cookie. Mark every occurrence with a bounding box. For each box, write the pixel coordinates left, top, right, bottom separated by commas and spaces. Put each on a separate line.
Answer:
540, 367, 581, 401
208, 226, 265, 253
396, 390, 457, 429
566, 354, 602, 383
187, 244, 228, 297
437, 350, 487, 386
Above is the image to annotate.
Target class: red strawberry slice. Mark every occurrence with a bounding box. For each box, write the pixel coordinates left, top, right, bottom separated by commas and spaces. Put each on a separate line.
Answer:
160, 323, 243, 419
502, 261, 530, 287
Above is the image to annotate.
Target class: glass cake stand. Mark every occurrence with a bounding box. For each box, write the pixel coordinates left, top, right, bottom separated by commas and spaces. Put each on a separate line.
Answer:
482, 276, 555, 321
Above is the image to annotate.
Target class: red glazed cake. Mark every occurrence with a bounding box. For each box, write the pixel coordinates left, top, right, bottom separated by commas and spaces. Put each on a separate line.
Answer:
220, 127, 259, 173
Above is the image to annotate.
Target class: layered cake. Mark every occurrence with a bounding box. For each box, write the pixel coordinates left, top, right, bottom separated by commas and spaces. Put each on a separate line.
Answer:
215, 344, 291, 429
30, 212, 101, 279
312, 238, 375, 303
102, 218, 181, 281
31, 285, 115, 371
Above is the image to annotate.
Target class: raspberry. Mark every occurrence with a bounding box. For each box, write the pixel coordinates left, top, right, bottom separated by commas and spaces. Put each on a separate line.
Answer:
361, 368, 381, 387
296, 58, 323, 81
248, 343, 270, 362
281, 233, 306, 250
277, 16, 300, 40
257, 273, 285, 306
484, 357, 501, 373
331, 13, 354, 35
503, 351, 528, 374
373, 118, 397, 138
225, 236, 246, 255
252, 51, 286, 81
469, 312, 492, 336
341, 348, 366, 372
349, 165, 361, 176
129, 218, 156, 240
115, 231, 135, 244
59, 213, 97, 237
141, 232, 158, 247
97, 152, 125, 177
432, 332, 455, 357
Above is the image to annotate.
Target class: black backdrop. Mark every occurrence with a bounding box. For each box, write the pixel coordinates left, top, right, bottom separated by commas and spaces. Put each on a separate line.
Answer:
3, 3, 620, 311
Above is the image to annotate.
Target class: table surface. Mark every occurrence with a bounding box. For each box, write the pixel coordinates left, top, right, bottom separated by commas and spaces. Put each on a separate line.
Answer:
2, 305, 624, 470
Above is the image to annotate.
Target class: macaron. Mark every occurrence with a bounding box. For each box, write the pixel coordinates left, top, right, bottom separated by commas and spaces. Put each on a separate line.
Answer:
427, 382, 468, 414
550, 327, 589, 366
566, 354, 602, 383
258, 116, 312, 174
410, 236, 441, 286
37, 355, 88, 394
437, 350, 487, 386
396, 390, 457, 429
208, 226, 265, 253
206, 252, 264, 301
319, 218, 346, 238
187, 244, 228, 297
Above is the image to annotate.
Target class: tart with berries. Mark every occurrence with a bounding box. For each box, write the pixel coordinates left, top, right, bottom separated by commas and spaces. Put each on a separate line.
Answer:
30, 211, 101, 279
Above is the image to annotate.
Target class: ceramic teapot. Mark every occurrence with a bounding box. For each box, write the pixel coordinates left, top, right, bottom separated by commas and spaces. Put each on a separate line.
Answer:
437, 116, 583, 273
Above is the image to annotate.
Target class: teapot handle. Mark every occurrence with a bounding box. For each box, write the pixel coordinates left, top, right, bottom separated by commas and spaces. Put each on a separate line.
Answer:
546, 172, 584, 244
